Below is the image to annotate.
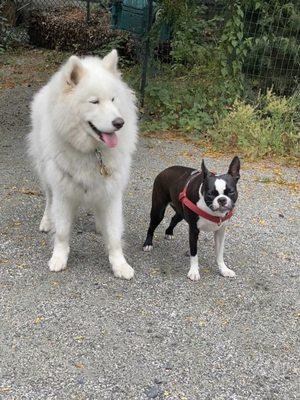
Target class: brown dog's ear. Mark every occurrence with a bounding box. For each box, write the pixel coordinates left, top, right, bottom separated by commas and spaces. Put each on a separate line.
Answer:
201, 159, 209, 179
64, 56, 85, 87
228, 156, 241, 182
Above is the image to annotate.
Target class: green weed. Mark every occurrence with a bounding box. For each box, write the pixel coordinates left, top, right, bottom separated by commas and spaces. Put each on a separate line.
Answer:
208, 90, 300, 158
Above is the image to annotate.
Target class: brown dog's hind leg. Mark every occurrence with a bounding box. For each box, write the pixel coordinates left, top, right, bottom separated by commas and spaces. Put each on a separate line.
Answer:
143, 181, 170, 251
165, 213, 183, 240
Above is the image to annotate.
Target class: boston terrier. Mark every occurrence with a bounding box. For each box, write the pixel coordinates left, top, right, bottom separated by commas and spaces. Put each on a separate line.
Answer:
143, 156, 241, 281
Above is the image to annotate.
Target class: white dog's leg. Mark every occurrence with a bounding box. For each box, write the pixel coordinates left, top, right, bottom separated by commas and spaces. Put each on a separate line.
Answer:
48, 194, 76, 272
39, 187, 53, 233
99, 194, 134, 280
94, 212, 102, 234
214, 227, 236, 277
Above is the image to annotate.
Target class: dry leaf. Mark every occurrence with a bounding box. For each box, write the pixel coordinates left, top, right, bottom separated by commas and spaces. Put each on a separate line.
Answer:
0, 387, 12, 393
19, 188, 42, 196
149, 268, 159, 277
75, 362, 84, 369
17, 263, 27, 269
34, 316, 44, 324
74, 336, 85, 342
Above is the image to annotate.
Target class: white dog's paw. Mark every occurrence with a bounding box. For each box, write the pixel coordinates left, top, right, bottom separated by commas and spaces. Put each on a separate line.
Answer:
39, 216, 52, 233
164, 234, 173, 240
188, 268, 201, 281
219, 266, 236, 278
143, 245, 153, 252
48, 254, 67, 272
112, 263, 134, 280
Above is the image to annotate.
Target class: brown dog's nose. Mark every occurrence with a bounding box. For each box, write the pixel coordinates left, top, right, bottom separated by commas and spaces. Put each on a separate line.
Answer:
112, 117, 124, 130
218, 197, 227, 206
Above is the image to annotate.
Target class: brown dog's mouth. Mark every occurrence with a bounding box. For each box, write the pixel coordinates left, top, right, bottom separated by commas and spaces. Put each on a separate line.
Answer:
211, 204, 233, 212
88, 121, 118, 148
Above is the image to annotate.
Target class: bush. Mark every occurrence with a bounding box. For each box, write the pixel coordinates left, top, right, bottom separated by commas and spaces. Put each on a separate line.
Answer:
140, 45, 240, 135
0, 0, 19, 52
28, 7, 137, 60
208, 90, 300, 158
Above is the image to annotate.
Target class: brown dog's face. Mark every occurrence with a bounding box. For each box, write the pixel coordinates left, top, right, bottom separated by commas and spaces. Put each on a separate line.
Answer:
202, 157, 240, 212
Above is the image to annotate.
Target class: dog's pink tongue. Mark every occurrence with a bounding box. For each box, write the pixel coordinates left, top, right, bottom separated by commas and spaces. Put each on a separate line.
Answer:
102, 132, 118, 148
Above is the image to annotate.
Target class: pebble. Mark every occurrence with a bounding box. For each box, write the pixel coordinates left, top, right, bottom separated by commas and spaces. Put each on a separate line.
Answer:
145, 386, 160, 398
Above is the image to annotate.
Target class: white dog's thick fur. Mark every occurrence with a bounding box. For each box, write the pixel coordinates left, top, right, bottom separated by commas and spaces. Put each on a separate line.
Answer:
28, 50, 138, 279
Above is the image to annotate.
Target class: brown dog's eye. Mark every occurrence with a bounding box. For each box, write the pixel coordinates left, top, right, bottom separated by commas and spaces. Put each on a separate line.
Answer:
225, 188, 235, 196
207, 190, 218, 197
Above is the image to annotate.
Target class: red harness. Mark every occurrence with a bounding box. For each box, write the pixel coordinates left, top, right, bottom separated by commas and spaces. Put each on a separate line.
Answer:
179, 171, 234, 225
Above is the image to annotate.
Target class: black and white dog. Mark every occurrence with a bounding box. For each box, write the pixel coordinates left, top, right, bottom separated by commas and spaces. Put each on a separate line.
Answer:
143, 157, 240, 281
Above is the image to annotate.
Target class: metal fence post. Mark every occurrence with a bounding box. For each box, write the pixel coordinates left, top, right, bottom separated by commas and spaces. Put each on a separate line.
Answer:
86, 0, 91, 23
140, 0, 153, 108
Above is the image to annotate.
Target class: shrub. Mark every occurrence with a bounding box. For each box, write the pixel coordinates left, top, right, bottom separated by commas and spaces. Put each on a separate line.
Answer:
28, 7, 136, 60
140, 46, 240, 135
208, 90, 300, 158
0, 0, 20, 52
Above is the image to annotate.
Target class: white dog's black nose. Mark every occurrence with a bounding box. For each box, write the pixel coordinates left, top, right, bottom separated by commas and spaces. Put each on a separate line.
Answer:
112, 118, 124, 130
218, 197, 227, 206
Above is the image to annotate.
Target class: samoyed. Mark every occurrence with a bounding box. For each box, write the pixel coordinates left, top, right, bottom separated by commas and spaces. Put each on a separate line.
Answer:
28, 50, 138, 279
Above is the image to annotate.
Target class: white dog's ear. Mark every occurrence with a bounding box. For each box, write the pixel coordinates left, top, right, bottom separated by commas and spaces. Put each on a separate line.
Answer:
102, 49, 119, 75
64, 55, 84, 87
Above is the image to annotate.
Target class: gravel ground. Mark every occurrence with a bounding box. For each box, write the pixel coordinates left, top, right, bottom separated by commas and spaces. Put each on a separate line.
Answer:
0, 86, 299, 400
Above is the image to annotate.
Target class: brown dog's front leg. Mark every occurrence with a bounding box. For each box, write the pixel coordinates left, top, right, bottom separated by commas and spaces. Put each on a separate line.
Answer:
187, 224, 200, 281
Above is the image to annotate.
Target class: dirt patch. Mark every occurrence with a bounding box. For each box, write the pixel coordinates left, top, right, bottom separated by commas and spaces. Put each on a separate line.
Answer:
0, 48, 69, 90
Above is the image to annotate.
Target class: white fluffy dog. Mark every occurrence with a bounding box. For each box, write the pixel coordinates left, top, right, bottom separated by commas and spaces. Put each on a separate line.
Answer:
28, 50, 138, 279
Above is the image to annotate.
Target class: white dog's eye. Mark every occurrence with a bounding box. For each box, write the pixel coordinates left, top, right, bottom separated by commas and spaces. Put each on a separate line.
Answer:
111, 97, 115, 102
89, 99, 99, 104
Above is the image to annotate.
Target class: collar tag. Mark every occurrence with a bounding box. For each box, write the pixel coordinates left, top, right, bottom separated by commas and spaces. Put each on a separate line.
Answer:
95, 148, 111, 177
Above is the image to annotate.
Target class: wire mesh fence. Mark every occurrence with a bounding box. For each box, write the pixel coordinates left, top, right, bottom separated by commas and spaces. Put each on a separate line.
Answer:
144, 0, 300, 95
243, 2, 300, 94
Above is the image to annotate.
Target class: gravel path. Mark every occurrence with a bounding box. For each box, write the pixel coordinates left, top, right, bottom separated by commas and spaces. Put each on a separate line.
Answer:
0, 86, 299, 400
